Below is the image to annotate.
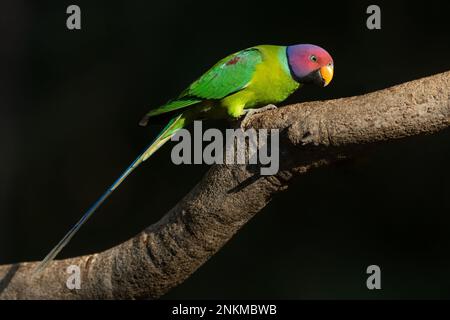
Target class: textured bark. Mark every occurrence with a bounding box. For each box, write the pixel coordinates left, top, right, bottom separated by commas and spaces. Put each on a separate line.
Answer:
1, 71, 449, 299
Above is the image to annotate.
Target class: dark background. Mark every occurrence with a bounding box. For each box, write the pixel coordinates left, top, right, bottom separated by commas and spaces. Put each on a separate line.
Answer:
1, 0, 450, 298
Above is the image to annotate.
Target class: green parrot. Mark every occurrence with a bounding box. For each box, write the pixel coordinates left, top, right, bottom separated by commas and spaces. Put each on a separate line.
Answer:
35, 44, 334, 273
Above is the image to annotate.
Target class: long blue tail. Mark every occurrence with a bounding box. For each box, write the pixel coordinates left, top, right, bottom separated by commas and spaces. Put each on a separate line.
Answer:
34, 115, 183, 274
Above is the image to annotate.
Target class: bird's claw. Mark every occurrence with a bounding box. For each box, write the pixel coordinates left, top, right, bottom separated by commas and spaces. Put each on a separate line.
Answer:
240, 104, 278, 130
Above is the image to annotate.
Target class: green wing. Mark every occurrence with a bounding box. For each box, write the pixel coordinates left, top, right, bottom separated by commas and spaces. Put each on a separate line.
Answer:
140, 48, 262, 126
182, 48, 262, 99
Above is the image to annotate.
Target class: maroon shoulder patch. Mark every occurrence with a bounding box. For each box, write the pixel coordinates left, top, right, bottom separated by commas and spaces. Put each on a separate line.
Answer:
226, 56, 241, 66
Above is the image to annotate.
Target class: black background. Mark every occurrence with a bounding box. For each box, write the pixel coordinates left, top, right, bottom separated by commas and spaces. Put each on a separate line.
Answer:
1, 0, 450, 298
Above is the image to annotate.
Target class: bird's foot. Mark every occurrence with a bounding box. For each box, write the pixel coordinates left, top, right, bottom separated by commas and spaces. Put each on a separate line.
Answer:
240, 104, 278, 130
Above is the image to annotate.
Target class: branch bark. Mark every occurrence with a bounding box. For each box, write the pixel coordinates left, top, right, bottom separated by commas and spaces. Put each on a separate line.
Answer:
1, 71, 449, 299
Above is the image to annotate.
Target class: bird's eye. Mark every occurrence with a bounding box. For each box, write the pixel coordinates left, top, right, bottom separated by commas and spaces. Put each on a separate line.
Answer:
310, 55, 318, 62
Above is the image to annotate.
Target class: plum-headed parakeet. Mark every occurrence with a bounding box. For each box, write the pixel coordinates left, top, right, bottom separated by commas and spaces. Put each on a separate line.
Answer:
36, 44, 334, 272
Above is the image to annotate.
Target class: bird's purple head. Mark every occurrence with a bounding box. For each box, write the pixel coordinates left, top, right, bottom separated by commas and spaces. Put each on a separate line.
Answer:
287, 44, 334, 87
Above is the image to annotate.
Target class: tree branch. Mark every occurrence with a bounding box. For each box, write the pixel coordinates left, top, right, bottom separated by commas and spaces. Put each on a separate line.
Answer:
1, 71, 449, 299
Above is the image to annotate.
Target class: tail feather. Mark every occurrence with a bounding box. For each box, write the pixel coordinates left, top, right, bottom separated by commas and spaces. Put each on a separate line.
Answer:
139, 99, 201, 127
34, 114, 184, 274
139, 114, 151, 127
